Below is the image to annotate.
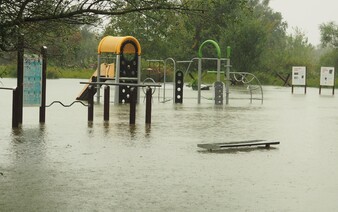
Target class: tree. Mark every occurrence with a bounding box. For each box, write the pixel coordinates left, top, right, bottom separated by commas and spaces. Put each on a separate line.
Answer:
46, 26, 99, 67
319, 22, 338, 69
0, 0, 197, 52
224, 0, 288, 73
105, 9, 179, 59
320, 22, 338, 48
283, 29, 315, 71
181, 0, 250, 54
104, 0, 291, 75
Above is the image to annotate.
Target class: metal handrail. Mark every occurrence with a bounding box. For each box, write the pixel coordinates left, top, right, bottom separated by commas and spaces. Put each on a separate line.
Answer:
229, 72, 264, 103
46, 100, 88, 108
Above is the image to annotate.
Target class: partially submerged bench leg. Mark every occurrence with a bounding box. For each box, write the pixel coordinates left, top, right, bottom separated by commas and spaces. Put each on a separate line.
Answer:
265, 144, 271, 148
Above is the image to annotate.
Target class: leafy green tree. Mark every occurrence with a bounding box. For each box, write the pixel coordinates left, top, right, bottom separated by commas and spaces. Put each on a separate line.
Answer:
105, 0, 248, 59
105, 9, 179, 59
259, 27, 316, 85
319, 22, 338, 71
284, 29, 315, 66
250, 0, 287, 72
319, 49, 338, 67
223, 0, 288, 74
320, 22, 338, 48
47, 26, 99, 68
0, 0, 197, 52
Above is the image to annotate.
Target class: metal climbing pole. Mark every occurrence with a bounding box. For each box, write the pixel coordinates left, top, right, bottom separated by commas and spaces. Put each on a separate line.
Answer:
197, 40, 222, 104
225, 46, 231, 105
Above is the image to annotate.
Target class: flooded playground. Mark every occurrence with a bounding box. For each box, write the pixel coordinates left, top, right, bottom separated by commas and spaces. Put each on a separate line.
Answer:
1, 78, 338, 211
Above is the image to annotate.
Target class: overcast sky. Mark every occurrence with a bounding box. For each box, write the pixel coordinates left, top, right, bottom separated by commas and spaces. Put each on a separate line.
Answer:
269, 0, 338, 46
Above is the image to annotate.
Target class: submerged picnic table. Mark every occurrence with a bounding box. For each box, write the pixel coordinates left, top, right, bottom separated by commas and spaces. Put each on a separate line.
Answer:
197, 140, 280, 151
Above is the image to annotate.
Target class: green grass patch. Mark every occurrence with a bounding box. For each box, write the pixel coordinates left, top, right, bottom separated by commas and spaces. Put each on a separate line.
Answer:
0, 64, 94, 79
52, 67, 93, 79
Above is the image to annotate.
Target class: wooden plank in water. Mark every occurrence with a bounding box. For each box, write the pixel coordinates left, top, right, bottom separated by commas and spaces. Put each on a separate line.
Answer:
197, 140, 280, 151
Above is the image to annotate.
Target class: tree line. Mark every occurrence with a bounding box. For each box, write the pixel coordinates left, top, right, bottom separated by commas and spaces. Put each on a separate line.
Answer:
0, 0, 337, 85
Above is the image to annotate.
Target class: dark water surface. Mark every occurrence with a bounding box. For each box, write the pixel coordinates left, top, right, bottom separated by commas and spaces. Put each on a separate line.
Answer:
1, 79, 338, 211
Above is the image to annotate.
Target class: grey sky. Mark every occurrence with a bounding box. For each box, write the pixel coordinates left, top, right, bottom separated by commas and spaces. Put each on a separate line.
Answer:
269, 0, 338, 46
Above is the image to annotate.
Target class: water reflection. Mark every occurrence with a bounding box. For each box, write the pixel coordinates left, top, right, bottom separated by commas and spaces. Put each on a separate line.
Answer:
103, 121, 110, 136
6, 126, 54, 211
11, 125, 46, 144
145, 124, 151, 136
129, 124, 137, 138
87, 121, 93, 128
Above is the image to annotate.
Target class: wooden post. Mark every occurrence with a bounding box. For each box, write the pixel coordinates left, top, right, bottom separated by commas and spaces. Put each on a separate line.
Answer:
39, 46, 47, 123
12, 88, 19, 128
88, 86, 94, 122
129, 87, 136, 125
104, 86, 110, 121
145, 87, 152, 124
333, 86, 335, 95
332, 78, 335, 95
17, 34, 24, 124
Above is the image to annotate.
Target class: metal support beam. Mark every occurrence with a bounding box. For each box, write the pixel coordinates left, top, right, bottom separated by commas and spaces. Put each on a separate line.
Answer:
197, 58, 202, 104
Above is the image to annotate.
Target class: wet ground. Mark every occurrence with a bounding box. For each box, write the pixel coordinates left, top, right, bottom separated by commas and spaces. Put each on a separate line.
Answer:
1, 78, 338, 211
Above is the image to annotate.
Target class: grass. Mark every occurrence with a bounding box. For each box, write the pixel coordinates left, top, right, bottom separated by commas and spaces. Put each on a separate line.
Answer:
1, 64, 337, 88
51, 67, 93, 79
0, 65, 93, 79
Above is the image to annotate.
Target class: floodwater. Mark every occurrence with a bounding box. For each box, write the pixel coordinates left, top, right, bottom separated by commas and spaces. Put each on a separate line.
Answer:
1, 78, 338, 211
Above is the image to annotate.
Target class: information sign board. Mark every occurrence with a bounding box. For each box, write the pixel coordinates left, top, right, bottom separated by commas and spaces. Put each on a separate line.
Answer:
292, 66, 306, 86
23, 54, 42, 107
320, 67, 335, 86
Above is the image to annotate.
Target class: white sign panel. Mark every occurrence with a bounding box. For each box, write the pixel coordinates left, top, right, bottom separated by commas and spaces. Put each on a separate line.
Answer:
320, 67, 335, 86
292, 66, 306, 86
23, 54, 42, 107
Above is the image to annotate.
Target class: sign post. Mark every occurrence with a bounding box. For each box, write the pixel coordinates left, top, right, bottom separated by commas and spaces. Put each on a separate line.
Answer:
17, 35, 24, 124
319, 67, 335, 95
291, 66, 307, 94
39, 46, 47, 123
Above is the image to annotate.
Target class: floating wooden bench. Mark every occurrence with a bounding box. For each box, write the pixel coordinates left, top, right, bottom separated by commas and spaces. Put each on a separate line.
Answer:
197, 140, 280, 151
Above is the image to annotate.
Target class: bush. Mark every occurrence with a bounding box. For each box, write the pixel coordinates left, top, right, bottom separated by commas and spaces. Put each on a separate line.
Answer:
0, 65, 16, 78
46, 66, 61, 79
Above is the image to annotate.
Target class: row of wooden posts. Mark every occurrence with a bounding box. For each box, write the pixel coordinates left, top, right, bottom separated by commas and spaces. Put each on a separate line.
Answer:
6, 84, 153, 128
87, 85, 153, 125
6, 84, 154, 128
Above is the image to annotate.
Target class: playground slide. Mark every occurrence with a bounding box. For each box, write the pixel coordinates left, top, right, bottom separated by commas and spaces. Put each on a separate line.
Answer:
76, 63, 115, 101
